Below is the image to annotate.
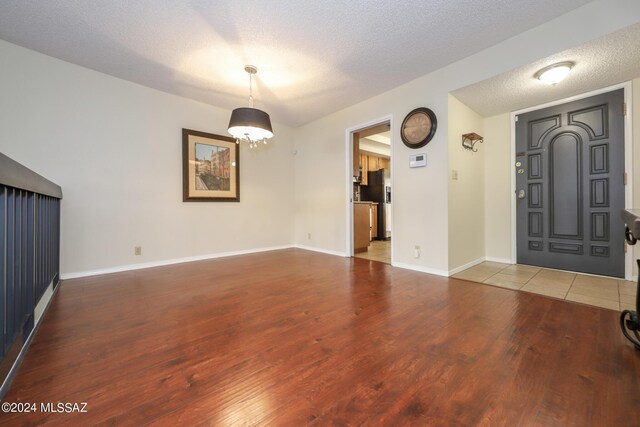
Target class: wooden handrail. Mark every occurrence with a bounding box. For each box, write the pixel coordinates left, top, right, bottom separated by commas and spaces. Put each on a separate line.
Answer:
0, 152, 62, 199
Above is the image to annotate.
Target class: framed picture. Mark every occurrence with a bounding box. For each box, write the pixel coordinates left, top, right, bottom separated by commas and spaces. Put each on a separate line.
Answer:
182, 128, 240, 202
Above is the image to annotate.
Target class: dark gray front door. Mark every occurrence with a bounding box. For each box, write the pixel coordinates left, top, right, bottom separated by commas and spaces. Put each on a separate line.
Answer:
516, 89, 625, 278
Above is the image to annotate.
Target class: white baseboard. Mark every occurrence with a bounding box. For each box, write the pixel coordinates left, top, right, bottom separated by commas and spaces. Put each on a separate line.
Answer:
392, 261, 449, 277
34, 282, 54, 323
448, 257, 486, 276
294, 244, 347, 257
61, 245, 295, 280
484, 256, 513, 264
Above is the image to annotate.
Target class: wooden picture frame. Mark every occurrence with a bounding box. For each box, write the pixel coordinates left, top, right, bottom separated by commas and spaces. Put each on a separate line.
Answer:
182, 128, 240, 202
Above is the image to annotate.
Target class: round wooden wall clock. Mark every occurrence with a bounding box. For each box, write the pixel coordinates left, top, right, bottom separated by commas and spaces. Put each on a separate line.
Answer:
400, 107, 437, 149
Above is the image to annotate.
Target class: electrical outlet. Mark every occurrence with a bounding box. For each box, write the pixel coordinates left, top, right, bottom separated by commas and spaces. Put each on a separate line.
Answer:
414, 245, 421, 259
134, 246, 142, 256
307, 233, 311, 240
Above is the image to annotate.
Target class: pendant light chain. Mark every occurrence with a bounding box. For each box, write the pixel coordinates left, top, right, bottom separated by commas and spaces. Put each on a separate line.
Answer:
248, 70, 254, 108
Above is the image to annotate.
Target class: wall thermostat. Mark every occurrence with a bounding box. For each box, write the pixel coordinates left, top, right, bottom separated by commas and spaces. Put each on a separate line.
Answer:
410, 153, 427, 168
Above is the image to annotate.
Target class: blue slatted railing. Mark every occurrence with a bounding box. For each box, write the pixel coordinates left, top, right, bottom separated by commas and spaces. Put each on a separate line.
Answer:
0, 153, 62, 388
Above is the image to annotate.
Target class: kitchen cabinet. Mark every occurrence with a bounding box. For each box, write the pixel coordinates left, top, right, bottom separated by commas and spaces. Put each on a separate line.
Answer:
354, 203, 370, 252
354, 202, 378, 251
360, 153, 390, 175
368, 155, 379, 172
378, 157, 390, 171
360, 153, 368, 186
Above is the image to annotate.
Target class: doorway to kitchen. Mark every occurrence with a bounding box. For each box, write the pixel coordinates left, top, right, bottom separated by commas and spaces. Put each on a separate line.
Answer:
347, 119, 392, 264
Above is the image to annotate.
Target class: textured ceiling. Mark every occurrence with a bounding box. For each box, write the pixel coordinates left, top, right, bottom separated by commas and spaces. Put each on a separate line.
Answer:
452, 23, 640, 117
0, 0, 594, 127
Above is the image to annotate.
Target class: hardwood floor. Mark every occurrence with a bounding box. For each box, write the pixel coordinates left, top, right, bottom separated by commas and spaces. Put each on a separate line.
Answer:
1, 248, 639, 426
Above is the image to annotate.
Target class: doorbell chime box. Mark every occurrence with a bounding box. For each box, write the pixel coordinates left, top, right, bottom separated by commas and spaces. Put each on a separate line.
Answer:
410, 153, 427, 168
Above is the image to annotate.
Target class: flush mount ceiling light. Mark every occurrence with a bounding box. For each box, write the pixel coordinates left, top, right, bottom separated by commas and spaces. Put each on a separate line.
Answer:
535, 61, 575, 85
228, 65, 274, 148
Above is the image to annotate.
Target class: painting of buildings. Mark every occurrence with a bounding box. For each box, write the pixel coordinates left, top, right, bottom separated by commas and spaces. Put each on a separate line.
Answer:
194, 143, 231, 191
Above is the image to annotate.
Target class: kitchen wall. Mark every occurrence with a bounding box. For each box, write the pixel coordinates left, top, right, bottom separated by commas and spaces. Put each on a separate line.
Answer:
293, 0, 640, 275
447, 95, 485, 271
0, 39, 296, 277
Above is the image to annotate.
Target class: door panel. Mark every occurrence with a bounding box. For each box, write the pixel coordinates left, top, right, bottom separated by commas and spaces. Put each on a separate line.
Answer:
516, 89, 625, 278
549, 132, 582, 238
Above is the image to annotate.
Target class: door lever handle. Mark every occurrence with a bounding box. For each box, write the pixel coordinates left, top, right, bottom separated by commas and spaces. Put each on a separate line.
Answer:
517, 189, 526, 199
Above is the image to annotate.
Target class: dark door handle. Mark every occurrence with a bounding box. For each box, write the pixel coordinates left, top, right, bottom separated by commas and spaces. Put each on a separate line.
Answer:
625, 226, 638, 245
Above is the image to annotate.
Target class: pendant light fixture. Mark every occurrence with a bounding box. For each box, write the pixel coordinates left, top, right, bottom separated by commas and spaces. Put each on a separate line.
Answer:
228, 65, 273, 148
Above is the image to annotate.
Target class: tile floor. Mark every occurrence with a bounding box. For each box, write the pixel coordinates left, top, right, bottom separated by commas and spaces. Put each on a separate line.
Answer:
354, 240, 391, 264
453, 261, 637, 312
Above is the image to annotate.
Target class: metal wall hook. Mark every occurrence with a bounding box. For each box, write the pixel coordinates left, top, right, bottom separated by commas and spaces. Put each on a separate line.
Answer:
462, 133, 484, 152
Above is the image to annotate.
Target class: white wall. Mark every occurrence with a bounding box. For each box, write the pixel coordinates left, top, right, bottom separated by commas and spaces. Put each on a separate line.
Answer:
632, 78, 640, 277
0, 40, 295, 276
483, 113, 512, 262
293, 0, 640, 276
448, 95, 485, 270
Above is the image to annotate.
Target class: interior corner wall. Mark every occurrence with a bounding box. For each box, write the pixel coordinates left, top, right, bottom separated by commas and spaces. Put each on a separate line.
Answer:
0, 40, 295, 276
292, 0, 640, 276
483, 113, 512, 262
447, 95, 485, 271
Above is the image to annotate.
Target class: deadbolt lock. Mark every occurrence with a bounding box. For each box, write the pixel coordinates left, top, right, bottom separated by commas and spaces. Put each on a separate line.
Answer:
515, 161, 522, 167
